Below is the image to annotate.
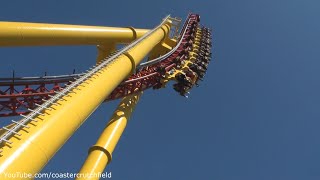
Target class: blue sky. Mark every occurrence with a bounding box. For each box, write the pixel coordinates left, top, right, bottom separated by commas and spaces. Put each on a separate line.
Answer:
1, 0, 320, 179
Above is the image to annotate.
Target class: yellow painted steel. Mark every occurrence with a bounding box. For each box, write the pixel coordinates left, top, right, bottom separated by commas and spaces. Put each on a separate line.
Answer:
0, 22, 149, 46
77, 92, 142, 180
96, 44, 117, 64
149, 37, 177, 59
0, 20, 170, 179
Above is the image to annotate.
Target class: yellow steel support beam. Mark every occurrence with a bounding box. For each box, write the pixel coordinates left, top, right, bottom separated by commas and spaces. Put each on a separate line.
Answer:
148, 37, 177, 59
77, 92, 142, 180
0, 22, 149, 46
96, 44, 117, 64
0, 19, 170, 179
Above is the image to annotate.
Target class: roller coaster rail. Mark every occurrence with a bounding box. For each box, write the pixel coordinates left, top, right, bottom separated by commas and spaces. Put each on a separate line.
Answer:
0, 13, 212, 118
0, 15, 172, 145
0, 13, 212, 178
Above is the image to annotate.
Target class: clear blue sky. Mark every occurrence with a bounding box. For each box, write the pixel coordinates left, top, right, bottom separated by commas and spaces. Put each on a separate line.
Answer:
0, 0, 320, 179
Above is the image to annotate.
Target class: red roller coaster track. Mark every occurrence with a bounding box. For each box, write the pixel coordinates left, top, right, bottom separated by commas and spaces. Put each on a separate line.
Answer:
0, 14, 212, 117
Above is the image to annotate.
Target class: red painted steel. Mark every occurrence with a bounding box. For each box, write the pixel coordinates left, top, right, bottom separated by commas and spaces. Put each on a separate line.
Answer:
0, 14, 207, 117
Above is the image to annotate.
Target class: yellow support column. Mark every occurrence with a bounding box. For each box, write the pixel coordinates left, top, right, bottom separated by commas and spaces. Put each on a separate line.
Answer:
0, 19, 170, 179
0, 22, 149, 46
77, 92, 142, 180
96, 44, 117, 64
